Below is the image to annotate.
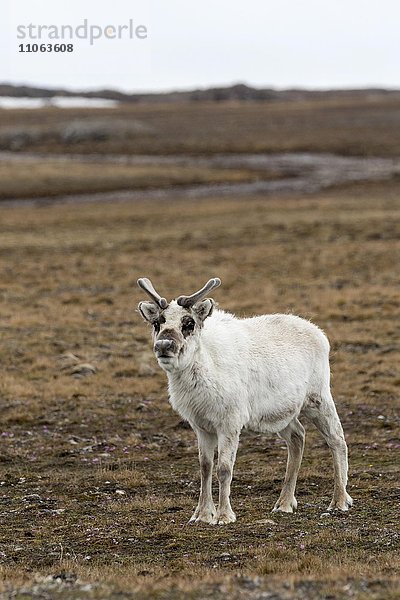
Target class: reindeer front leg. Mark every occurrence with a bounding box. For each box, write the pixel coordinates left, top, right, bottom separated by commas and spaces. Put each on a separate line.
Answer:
216, 431, 240, 524
190, 428, 217, 524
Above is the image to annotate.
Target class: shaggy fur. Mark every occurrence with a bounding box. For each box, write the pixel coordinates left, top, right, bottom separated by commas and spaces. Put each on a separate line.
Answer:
139, 297, 353, 524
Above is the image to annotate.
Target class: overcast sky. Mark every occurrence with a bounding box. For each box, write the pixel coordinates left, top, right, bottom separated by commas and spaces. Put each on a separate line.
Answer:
2, 0, 400, 92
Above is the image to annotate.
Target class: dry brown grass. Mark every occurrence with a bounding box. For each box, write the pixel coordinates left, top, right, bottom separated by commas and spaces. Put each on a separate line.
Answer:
1, 95, 400, 156
0, 179, 399, 599
0, 160, 264, 199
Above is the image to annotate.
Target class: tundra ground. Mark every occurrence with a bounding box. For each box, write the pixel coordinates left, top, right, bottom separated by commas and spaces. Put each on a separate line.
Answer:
0, 177, 399, 598
1, 95, 400, 156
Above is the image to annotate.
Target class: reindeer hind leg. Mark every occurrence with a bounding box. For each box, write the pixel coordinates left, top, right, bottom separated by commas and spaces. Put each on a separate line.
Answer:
303, 392, 353, 511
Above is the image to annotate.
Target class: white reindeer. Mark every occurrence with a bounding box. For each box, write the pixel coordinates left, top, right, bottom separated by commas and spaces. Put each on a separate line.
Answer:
137, 277, 353, 524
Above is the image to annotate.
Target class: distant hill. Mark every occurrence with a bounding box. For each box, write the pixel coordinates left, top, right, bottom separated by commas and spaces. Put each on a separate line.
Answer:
1, 82, 400, 103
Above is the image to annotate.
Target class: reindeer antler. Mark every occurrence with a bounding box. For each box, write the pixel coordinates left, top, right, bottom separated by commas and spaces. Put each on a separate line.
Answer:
177, 278, 221, 308
137, 278, 168, 309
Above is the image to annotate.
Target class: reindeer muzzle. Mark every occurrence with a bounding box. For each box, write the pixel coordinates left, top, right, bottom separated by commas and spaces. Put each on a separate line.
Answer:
154, 339, 177, 358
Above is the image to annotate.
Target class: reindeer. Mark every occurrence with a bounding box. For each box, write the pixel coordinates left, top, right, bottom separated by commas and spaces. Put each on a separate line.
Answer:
137, 277, 353, 524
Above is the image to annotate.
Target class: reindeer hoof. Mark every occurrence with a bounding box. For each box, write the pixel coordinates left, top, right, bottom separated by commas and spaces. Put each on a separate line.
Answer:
189, 507, 217, 525
189, 515, 218, 524
272, 505, 293, 513
328, 492, 353, 512
216, 509, 236, 525
272, 497, 297, 513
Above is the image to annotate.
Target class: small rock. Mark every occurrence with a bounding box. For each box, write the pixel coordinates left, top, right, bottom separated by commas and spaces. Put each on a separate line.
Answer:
52, 572, 77, 584
58, 353, 81, 368
220, 552, 231, 561
255, 518, 276, 525
70, 363, 97, 377
320, 512, 331, 518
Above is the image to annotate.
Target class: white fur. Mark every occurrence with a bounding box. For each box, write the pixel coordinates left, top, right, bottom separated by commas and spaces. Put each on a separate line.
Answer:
143, 301, 353, 523
168, 310, 328, 433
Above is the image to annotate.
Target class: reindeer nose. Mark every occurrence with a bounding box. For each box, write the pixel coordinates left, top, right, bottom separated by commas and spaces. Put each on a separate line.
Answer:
154, 339, 176, 356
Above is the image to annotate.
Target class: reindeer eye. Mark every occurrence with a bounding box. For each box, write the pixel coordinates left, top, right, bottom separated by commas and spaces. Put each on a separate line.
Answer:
181, 317, 195, 337
153, 315, 165, 334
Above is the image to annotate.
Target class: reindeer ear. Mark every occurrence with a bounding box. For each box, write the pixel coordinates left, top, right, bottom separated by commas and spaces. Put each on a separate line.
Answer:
138, 301, 161, 323
192, 298, 215, 322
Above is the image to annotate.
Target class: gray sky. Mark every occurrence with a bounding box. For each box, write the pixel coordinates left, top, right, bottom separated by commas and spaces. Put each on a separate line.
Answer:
2, 0, 400, 92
